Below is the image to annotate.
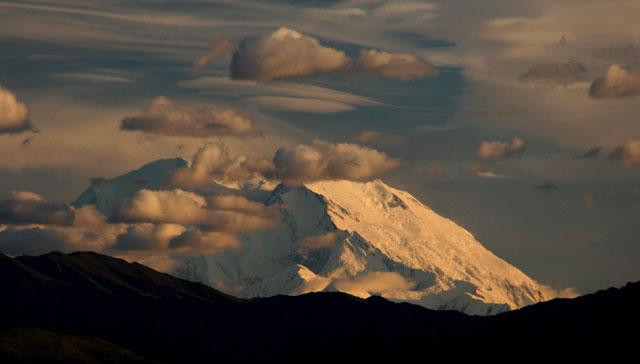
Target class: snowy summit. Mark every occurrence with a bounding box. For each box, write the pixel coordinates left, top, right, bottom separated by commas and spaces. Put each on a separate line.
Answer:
75, 159, 552, 315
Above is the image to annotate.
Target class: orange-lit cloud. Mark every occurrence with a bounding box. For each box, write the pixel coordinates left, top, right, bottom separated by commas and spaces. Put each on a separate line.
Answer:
0, 87, 37, 134
120, 96, 260, 139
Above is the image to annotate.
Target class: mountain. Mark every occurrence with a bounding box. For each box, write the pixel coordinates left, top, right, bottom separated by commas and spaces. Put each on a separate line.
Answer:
74, 158, 552, 315
0, 251, 638, 363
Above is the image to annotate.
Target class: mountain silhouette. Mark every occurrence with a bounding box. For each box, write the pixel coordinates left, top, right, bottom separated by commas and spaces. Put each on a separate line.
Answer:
0, 251, 637, 362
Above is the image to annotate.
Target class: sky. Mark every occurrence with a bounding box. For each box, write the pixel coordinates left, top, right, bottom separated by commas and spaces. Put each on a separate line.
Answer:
0, 0, 639, 295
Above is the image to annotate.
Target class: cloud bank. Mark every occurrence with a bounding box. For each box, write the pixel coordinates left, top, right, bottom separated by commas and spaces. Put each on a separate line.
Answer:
114, 188, 278, 233
170, 140, 399, 187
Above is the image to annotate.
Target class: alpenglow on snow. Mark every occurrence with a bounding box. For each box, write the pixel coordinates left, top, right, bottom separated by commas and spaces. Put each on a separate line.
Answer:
74, 158, 553, 315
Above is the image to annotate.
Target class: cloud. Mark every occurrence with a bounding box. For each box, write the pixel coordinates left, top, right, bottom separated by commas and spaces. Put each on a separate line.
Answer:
355, 130, 383, 143
421, 162, 447, 179
113, 188, 278, 233
114, 189, 207, 225
0, 191, 75, 226
353, 49, 438, 80
541, 285, 579, 299
0, 223, 121, 256
227, 28, 437, 82
273, 140, 399, 184
113, 223, 185, 251
298, 231, 338, 256
333, 272, 416, 298
120, 96, 260, 138
168, 142, 275, 188
193, 36, 238, 72
475, 137, 526, 162
609, 138, 640, 166
466, 163, 505, 178
519, 58, 588, 84
536, 182, 558, 193
0, 190, 113, 256
248, 96, 356, 113
171, 140, 398, 187
0, 87, 38, 134
230, 27, 350, 81
590, 65, 640, 99
574, 146, 603, 159
53, 72, 134, 84
73, 205, 107, 229
178, 76, 381, 109
168, 228, 241, 254
0, 226, 85, 256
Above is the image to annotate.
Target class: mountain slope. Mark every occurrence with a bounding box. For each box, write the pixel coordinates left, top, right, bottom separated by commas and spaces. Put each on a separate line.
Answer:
177, 180, 550, 315
0, 252, 638, 362
74, 159, 551, 315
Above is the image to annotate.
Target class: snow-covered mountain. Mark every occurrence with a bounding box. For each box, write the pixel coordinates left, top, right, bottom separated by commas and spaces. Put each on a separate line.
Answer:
74, 159, 552, 315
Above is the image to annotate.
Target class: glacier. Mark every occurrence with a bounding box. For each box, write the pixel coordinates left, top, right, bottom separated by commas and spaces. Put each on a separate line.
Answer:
74, 158, 552, 315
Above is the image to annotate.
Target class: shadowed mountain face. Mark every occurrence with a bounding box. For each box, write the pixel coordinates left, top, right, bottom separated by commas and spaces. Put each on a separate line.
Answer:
0, 251, 638, 362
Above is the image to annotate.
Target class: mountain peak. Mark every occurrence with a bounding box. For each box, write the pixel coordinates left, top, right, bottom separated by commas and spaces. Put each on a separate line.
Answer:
74, 160, 552, 315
